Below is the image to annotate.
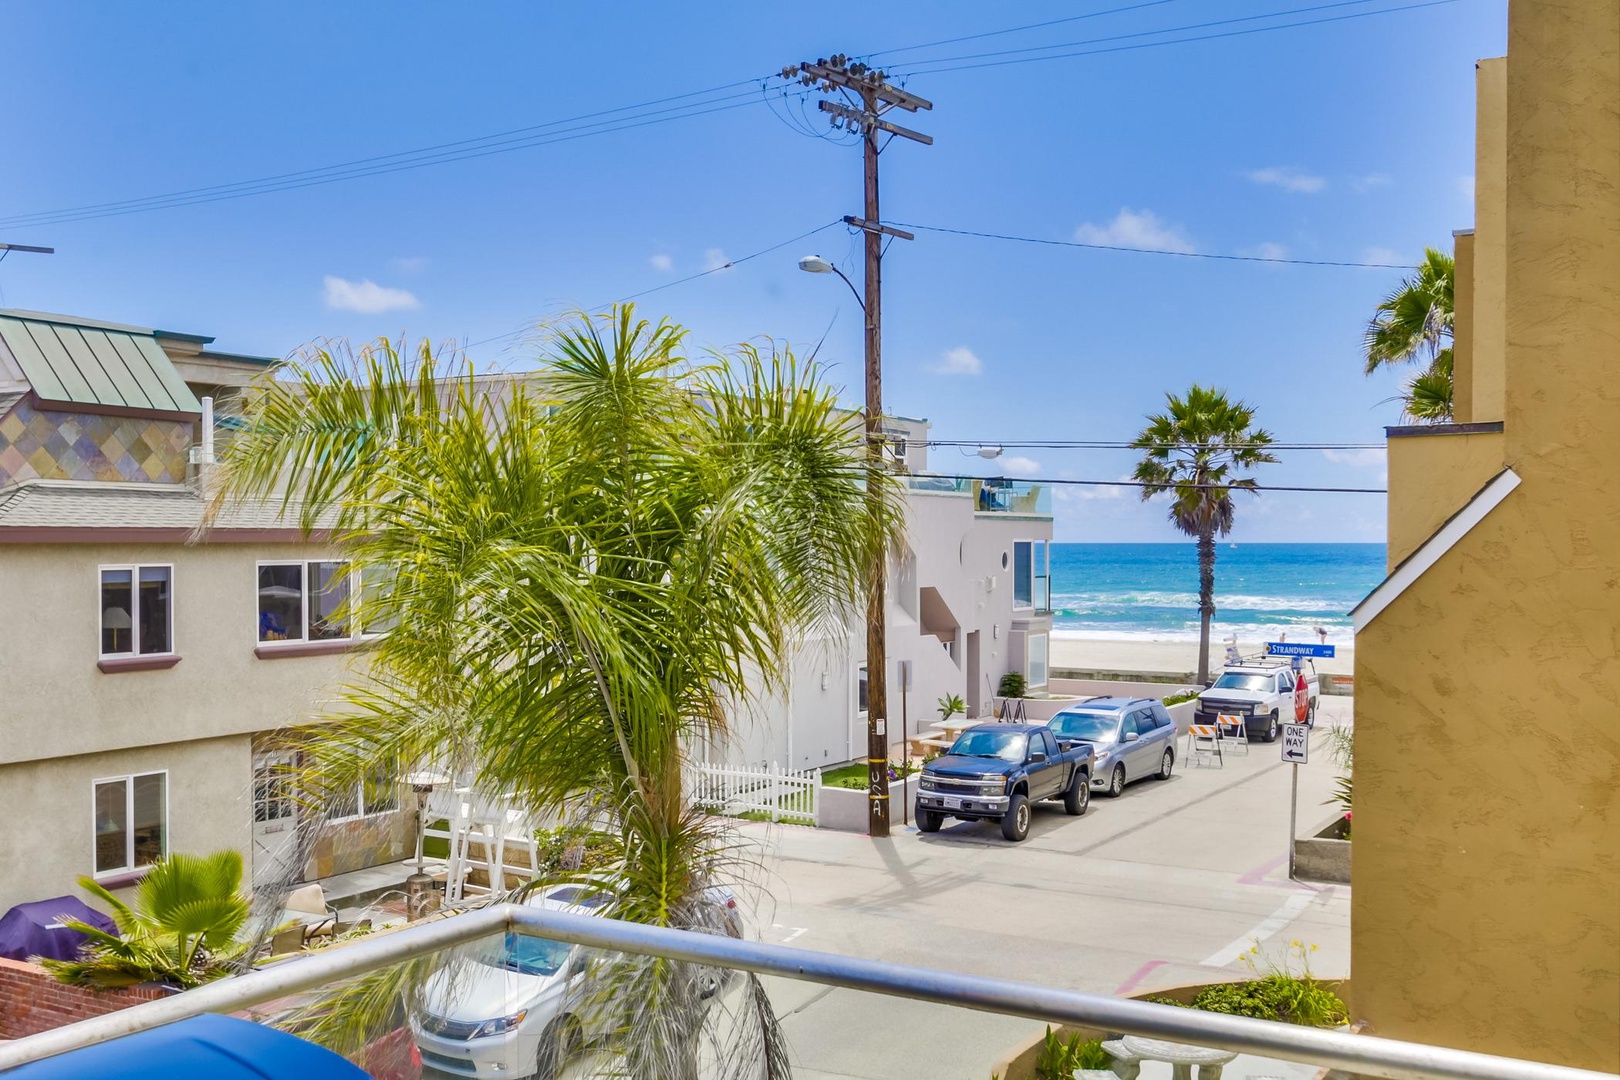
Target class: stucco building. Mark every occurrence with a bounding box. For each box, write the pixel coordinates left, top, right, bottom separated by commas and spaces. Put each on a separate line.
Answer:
1349, 0, 1619, 1068
0, 309, 1050, 913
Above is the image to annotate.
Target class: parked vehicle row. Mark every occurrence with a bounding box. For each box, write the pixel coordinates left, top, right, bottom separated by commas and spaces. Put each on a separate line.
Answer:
915, 694, 1184, 842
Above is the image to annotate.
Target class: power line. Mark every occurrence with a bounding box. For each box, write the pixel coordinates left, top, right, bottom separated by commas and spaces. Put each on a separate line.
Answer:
887, 0, 1460, 77
927, 439, 1385, 449
861, 0, 1188, 60
928, 471, 1386, 493
891, 221, 1415, 268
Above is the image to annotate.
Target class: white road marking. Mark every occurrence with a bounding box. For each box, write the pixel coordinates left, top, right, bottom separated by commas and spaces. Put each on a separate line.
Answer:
782, 927, 808, 944
1201, 891, 1316, 967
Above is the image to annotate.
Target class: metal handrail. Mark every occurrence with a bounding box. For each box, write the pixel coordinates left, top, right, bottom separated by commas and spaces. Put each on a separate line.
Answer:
0, 904, 1612, 1080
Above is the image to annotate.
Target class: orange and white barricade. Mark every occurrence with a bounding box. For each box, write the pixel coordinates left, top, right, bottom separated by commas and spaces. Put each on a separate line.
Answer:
1186, 724, 1224, 767
1215, 713, 1249, 755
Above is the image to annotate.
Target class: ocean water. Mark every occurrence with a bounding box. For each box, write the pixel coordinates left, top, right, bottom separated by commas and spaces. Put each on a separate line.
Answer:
1049, 543, 1385, 643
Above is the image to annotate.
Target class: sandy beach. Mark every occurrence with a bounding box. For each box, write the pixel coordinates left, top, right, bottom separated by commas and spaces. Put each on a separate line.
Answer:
1050, 634, 1355, 678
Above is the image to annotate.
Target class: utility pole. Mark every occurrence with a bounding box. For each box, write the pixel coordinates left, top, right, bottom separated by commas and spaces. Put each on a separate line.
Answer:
786, 55, 931, 838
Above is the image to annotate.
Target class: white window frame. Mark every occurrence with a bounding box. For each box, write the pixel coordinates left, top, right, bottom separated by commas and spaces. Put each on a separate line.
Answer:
253, 752, 299, 827
1026, 632, 1050, 690
98, 563, 175, 659
327, 758, 403, 823
91, 770, 169, 878
256, 559, 375, 646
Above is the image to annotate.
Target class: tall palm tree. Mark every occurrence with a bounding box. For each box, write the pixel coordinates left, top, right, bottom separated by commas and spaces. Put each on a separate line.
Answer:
1131, 385, 1277, 685
211, 305, 900, 1080
1364, 246, 1454, 421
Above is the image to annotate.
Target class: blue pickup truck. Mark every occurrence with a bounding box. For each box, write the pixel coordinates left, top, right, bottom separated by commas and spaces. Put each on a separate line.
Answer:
914, 723, 1095, 842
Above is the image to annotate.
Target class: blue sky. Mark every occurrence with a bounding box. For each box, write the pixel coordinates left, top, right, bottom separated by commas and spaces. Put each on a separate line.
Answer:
2, 1, 1506, 542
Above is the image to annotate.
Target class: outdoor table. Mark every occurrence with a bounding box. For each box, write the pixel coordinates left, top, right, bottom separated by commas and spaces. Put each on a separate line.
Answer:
1116, 1035, 1238, 1080
938, 717, 980, 734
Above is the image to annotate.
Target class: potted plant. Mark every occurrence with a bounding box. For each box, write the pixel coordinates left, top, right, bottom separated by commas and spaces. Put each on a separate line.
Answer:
937, 694, 965, 722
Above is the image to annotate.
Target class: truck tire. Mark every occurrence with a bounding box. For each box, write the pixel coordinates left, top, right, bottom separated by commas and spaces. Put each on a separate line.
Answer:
1108, 764, 1126, 798
1156, 748, 1174, 780
1001, 793, 1031, 841
916, 807, 943, 833
1063, 773, 1089, 815
1263, 711, 1281, 742
1308, 697, 1318, 725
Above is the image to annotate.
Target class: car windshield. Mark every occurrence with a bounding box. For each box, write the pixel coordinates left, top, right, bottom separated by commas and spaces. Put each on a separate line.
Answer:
1049, 711, 1119, 743
949, 730, 1027, 760
1213, 673, 1273, 691
488, 932, 572, 977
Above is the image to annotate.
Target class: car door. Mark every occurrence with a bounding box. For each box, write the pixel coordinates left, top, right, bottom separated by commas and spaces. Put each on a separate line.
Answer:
1026, 729, 1059, 799
1149, 704, 1176, 759
1119, 710, 1145, 779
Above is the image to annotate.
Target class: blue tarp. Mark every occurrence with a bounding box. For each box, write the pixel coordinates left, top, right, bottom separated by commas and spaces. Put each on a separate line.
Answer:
0, 896, 117, 962
4, 1014, 372, 1079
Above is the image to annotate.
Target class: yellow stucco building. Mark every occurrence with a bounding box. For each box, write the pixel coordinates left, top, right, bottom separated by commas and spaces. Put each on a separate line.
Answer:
1350, 0, 1619, 1069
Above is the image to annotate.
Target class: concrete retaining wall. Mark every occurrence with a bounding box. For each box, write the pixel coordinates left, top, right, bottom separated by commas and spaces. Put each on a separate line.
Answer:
819, 775, 918, 832
1294, 814, 1352, 885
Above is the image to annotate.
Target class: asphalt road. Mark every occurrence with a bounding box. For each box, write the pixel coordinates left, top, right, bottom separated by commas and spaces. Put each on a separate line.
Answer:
731, 699, 1355, 1080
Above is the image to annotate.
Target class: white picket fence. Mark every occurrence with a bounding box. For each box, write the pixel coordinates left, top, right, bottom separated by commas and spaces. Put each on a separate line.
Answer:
686, 760, 820, 825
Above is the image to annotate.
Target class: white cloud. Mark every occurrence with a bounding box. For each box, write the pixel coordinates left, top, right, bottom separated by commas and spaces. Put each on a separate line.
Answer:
1063, 473, 1134, 500
704, 248, 731, 272
1074, 208, 1196, 254
389, 256, 429, 274
1350, 173, 1391, 193
1002, 456, 1042, 477
649, 253, 674, 272
1457, 174, 1476, 203
1246, 166, 1326, 194
322, 275, 419, 314
1322, 448, 1387, 467
1246, 241, 1289, 261
933, 346, 983, 376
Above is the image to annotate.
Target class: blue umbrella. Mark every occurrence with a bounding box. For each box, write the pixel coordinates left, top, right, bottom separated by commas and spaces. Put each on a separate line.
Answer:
4, 1014, 373, 1079
0, 897, 118, 962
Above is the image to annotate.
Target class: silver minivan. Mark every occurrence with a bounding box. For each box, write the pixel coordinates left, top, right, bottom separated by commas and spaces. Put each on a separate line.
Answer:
1047, 696, 1177, 797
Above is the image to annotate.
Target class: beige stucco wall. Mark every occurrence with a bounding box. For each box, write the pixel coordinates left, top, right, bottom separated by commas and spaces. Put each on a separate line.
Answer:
1353, 0, 1620, 1069
1450, 230, 1476, 423
1384, 429, 1503, 569
0, 541, 361, 765
0, 734, 252, 914
1470, 56, 1508, 424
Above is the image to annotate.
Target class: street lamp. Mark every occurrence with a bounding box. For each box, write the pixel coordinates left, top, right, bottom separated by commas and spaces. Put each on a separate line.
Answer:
798, 255, 866, 311
799, 251, 892, 838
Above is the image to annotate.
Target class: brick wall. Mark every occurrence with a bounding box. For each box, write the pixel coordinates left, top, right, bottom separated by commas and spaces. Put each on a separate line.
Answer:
0, 956, 169, 1039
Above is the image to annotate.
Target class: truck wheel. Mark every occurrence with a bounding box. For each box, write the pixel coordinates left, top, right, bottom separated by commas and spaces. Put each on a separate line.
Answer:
1308, 698, 1318, 725
1108, 764, 1126, 798
916, 807, 943, 833
1063, 773, 1089, 815
1001, 793, 1031, 841
1156, 748, 1174, 780
1264, 712, 1280, 742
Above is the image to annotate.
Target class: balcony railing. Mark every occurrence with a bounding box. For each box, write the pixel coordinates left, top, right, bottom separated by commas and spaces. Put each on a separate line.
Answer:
905, 475, 1053, 516
0, 903, 1609, 1080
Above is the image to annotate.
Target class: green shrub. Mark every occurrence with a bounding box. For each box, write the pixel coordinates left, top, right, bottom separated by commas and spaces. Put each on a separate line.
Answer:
1181, 942, 1347, 1027
998, 671, 1027, 698
1034, 1027, 1106, 1080
1162, 691, 1200, 706
1072, 1038, 1111, 1070
937, 693, 966, 720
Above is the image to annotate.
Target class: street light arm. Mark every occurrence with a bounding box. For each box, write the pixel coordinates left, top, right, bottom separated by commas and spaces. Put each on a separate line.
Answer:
829, 265, 866, 312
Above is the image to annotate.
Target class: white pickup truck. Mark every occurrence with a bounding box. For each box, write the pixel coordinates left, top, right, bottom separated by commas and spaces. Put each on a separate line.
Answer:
1194, 658, 1319, 742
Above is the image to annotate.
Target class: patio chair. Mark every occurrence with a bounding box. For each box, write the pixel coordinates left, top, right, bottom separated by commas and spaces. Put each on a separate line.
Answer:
280, 883, 337, 942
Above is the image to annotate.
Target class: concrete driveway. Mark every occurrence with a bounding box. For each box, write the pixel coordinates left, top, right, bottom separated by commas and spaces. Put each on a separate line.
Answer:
729, 698, 1355, 1080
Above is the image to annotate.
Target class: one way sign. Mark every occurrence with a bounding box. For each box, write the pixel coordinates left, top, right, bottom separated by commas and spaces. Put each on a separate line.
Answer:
1281, 723, 1310, 764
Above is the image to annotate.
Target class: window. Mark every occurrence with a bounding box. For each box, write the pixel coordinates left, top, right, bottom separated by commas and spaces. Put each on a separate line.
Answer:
857, 664, 870, 717
1027, 633, 1049, 690
1122, 712, 1140, 739
330, 759, 402, 821
100, 566, 172, 657
1033, 540, 1050, 612
93, 772, 167, 876
253, 753, 297, 825
258, 561, 359, 643
1013, 543, 1032, 608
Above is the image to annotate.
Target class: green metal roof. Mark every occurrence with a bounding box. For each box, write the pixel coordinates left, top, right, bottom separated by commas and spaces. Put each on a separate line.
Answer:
0, 310, 202, 415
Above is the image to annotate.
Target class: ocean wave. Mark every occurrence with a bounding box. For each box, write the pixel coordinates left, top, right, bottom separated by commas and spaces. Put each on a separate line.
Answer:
1049, 590, 1361, 612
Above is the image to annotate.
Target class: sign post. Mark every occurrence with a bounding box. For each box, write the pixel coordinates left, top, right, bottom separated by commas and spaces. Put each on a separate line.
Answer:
1281, 723, 1310, 879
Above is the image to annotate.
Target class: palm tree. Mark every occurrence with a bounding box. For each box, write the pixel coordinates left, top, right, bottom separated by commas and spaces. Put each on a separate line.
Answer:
1364, 247, 1454, 421
42, 851, 251, 989
211, 305, 899, 1080
1131, 385, 1277, 686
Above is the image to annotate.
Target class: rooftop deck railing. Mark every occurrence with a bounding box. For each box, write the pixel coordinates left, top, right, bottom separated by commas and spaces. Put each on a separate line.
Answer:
0, 903, 1611, 1080
906, 475, 1053, 516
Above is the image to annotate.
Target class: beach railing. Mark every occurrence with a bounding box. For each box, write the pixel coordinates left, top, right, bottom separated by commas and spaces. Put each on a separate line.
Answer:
687, 760, 820, 825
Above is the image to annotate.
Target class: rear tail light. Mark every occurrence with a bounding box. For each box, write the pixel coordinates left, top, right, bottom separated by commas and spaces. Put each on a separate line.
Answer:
726, 898, 736, 909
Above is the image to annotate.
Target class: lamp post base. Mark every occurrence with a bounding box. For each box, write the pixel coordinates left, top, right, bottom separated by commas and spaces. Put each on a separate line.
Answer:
406, 871, 439, 920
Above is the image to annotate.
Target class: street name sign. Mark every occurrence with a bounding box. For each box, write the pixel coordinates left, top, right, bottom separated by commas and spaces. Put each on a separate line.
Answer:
1281, 723, 1310, 764
1265, 642, 1336, 658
